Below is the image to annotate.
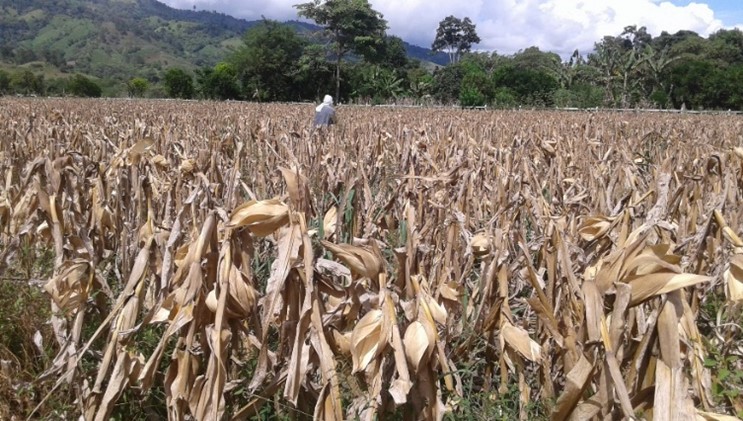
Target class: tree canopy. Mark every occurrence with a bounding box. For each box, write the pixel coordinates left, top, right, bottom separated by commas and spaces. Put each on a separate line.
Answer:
4, 4, 743, 111
295, 0, 387, 100
67, 74, 102, 97
230, 19, 306, 101
127, 78, 149, 98
163, 68, 195, 99
432, 16, 481, 64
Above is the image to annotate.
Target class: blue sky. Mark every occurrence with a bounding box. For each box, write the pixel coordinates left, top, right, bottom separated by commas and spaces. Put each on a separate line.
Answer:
160, 0, 743, 56
689, 0, 743, 26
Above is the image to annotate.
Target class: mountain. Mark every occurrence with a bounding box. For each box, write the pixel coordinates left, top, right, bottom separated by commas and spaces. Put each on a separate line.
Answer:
0, 0, 256, 81
403, 43, 448, 67
0, 0, 448, 86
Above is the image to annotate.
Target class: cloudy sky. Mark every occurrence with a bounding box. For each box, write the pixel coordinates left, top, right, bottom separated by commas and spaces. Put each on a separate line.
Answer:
159, 0, 743, 56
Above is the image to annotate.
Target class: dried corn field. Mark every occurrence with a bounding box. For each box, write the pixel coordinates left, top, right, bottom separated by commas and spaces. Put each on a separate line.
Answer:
1, 97, 743, 420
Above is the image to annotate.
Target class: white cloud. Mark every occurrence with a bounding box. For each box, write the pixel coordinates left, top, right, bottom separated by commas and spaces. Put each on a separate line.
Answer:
160, 0, 730, 56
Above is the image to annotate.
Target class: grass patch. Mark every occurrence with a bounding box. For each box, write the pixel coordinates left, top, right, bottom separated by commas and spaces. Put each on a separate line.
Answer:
0, 280, 55, 419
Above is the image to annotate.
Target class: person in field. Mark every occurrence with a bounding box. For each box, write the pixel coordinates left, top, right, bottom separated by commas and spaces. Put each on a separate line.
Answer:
313, 94, 336, 128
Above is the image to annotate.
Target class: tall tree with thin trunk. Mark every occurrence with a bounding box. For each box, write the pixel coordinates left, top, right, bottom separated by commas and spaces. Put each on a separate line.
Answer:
295, 0, 387, 101
432, 16, 481, 64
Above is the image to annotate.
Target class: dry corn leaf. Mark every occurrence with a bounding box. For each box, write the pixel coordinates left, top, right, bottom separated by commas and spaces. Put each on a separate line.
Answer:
151, 154, 168, 167
424, 295, 448, 325
578, 216, 615, 241
733, 147, 743, 161
403, 321, 431, 372
551, 355, 595, 420
321, 240, 383, 281
582, 280, 603, 343
250, 222, 302, 391
724, 254, 743, 302
44, 259, 92, 312
284, 308, 311, 405
10, 100, 743, 421
127, 138, 154, 162
180, 158, 197, 174
599, 314, 635, 418
323, 206, 337, 239
278, 166, 301, 207
438, 282, 459, 302
696, 410, 742, 421
350, 308, 388, 373
501, 322, 542, 362
655, 358, 695, 421
226, 264, 256, 318
471, 232, 491, 256
540, 140, 556, 157
385, 292, 412, 405
624, 244, 682, 276
658, 294, 682, 368
628, 272, 713, 306
194, 327, 232, 421
205, 288, 218, 313
227, 198, 290, 237
94, 350, 142, 421
314, 382, 342, 421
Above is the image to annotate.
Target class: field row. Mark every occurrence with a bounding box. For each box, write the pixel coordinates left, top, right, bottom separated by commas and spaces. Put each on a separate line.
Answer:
0, 98, 742, 419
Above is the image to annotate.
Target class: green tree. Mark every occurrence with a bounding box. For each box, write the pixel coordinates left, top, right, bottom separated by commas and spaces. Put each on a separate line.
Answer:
716, 65, 743, 109
589, 35, 626, 106
45, 78, 69, 97
708, 29, 743, 65
198, 62, 240, 100
431, 63, 465, 104
668, 59, 716, 109
641, 45, 678, 108
654, 30, 702, 52
666, 61, 743, 110
431, 16, 481, 64
295, 44, 335, 100
0, 70, 9, 94
357, 35, 408, 70
614, 26, 654, 107
10, 70, 44, 95
295, 0, 388, 101
230, 20, 305, 101
665, 31, 708, 60
616, 47, 646, 107
163, 68, 195, 99
407, 67, 433, 104
553, 82, 604, 108
492, 64, 558, 107
67, 74, 102, 97
512, 47, 562, 75
553, 51, 603, 108
459, 59, 493, 106
352, 64, 404, 103
380, 36, 408, 70
13, 48, 37, 65
195, 67, 213, 98
556, 50, 588, 89
127, 77, 149, 97
459, 85, 486, 107
620, 25, 652, 51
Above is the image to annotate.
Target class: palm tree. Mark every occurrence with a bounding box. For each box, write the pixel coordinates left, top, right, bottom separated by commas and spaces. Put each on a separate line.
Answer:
618, 47, 647, 108
590, 36, 624, 107
642, 45, 679, 103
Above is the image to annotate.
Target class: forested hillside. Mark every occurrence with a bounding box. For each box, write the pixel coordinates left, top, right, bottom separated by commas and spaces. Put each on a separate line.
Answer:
0, 0, 446, 95
1, 0, 743, 110
0, 0, 258, 80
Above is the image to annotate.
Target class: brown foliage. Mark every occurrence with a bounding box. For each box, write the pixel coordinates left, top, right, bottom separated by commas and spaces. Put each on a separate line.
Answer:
1, 98, 742, 420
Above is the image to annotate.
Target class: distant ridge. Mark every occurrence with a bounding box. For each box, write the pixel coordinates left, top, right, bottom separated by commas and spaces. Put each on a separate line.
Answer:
0, 0, 448, 84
